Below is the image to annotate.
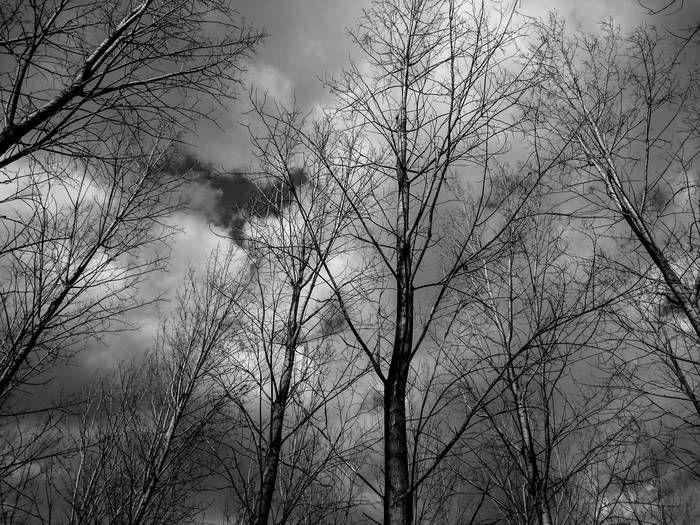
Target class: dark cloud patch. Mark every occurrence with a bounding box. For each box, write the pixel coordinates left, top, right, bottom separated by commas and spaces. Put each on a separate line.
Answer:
177, 149, 308, 243
207, 168, 307, 241
157, 146, 204, 175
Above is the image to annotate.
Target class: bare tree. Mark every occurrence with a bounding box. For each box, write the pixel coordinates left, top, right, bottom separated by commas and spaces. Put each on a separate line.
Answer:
282, 1, 549, 522
0, 1, 261, 501
525, 15, 700, 520
207, 100, 367, 525
0, 136, 196, 522
457, 198, 631, 525
0, 0, 262, 167
0, 139, 181, 404
0, 0, 261, 401
531, 17, 700, 349
29, 249, 249, 525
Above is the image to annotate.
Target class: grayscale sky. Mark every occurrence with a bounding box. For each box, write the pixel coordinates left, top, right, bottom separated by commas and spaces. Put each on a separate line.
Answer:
9, 2, 699, 522
60, 0, 700, 390
192, 0, 700, 167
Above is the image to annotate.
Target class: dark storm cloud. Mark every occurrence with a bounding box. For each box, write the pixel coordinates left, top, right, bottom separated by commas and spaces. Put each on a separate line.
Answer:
205, 168, 308, 241
173, 149, 308, 241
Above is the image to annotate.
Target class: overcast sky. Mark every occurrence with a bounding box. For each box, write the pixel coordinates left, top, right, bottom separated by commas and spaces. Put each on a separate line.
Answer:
187, 0, 700, 167
67, 0, 700, 386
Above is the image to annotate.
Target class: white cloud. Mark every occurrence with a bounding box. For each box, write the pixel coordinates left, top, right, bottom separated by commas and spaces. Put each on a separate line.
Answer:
247, 62, 294, 102
83, 213, 246, 370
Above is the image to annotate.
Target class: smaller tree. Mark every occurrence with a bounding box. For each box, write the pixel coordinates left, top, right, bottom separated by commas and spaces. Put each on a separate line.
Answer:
528, 16, 700, 495
0, 139, 182, 406
209, 100, 366, 525
462, 216, 628, 524
10, 249, 249, 524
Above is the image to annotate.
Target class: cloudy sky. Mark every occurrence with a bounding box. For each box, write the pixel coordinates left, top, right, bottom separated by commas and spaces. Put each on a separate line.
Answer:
63, 0, 700, 387
5, 1, 698, 522
191, 0, 700, 168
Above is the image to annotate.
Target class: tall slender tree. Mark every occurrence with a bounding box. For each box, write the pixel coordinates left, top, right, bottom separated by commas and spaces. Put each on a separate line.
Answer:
210, 100, 365, 525
297, 1, 542, 521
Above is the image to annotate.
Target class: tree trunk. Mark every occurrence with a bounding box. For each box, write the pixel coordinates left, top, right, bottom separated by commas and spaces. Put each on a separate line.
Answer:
251, 392, 289, 525
510, 374, 552, 525
516, 398, 552, 525
384, 176, 413, 524
250, 284, 300, 525
384, 369, 412, 525
383, 77, 415, 522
